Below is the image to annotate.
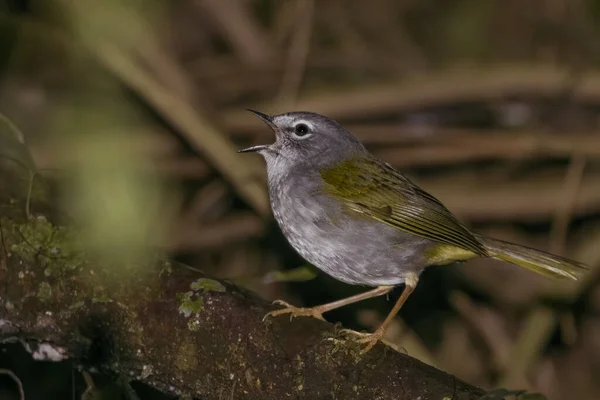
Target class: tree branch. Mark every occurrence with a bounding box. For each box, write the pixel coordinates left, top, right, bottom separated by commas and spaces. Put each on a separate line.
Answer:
0, 163, 485, 399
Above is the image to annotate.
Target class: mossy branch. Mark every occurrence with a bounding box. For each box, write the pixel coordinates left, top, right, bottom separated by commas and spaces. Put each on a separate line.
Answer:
0, 163, 485, 399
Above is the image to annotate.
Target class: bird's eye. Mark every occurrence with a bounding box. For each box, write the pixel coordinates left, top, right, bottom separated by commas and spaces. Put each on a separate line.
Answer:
293, 123, 311, 138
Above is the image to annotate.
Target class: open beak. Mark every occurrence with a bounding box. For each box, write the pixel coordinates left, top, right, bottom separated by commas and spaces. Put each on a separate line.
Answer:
238, 144, 269, 153
238, 109, 276, 153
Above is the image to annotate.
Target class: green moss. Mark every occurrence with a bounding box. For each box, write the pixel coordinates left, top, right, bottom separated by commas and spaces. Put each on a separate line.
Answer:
37, 281, 52, 301
175, 278, 225, 323
70, 300, 85, 310
315, 332, 364, 365
177, 291, 204, 317
9, 216, 86, 277
174, 339, 197, 372
90, 285, 113, 304
190, 278, 225, 292
186, 319, 201, 331
92, 295, 112, 304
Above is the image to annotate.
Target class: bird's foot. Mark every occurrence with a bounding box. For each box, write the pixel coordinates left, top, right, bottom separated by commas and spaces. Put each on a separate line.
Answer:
340, 328, 384, 354
263, 300, 325, 321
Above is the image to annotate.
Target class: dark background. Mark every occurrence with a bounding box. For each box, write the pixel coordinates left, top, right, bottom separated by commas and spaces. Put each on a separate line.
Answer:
1, 0, 600, 399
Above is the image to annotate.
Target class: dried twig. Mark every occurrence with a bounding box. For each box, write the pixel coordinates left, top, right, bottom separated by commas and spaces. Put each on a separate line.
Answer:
151, 157, 211, 180
271, 0, 299, 47
167, 212, 264, 252
375, 132, 600, 167
451, 292, 513, 379
347, 0, 428, 73
195, 0, 275, 68
549, 154, 587, 254
276, 0, 315, 104
224, 65, 600, 129
498, 307, 556, 390
93, 43, 270, 217
185, 179, 229, 222
416, 170, 600, 222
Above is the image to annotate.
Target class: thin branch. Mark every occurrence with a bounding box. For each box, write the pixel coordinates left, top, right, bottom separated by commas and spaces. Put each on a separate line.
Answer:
276, 0, 314, 104
271, 0, 299, 47
224, 65, 600, 129
185, 179, 229, 222
498, 307, 556, 389
451, 292, 513, 380
374, 132, 600, 167
93, 42, 270, 217
195, 0, 275, 68
549, 154, 587, 254
415, 170, 600, 222
150, 157, 211, 181
166, 212, 264, 252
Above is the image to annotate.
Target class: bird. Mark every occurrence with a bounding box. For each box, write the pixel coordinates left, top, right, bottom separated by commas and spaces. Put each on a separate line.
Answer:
239, 109, 588, 354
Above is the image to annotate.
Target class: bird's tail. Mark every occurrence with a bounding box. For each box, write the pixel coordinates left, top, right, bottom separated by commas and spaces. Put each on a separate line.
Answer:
476, 235, 588, 280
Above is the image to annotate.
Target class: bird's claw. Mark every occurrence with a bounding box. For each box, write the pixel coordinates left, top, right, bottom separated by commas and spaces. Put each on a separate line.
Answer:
339, 328, 364, 336
272, 299, 294, 308
262, 300, 325, 321
339, 328, 384, 354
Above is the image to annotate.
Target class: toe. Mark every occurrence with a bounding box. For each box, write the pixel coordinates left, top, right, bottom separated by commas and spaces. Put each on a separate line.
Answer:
263, 303, 325, 322
360, 340, 378, 354
268, 308, 287, 317
340, 329, 369, 338
313, 313, 325, 321
272, 299, 294, 307
263, 307, 294, 322
359, 331, 384, 353
262, 310, 277, 321
357, 335, 376, 344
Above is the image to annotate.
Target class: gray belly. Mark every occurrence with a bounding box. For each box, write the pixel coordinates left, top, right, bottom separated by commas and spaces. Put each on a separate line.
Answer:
271, 186, 430, 286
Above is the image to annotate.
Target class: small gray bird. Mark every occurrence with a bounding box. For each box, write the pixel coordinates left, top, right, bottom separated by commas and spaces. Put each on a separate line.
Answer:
239, 110, 587, 353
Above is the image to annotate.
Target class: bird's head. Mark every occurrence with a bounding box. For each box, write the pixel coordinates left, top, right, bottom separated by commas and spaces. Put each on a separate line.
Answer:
239, 110, 366, 169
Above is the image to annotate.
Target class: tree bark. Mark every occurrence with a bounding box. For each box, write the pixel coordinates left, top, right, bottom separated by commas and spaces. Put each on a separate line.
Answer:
0, 160, 485, 400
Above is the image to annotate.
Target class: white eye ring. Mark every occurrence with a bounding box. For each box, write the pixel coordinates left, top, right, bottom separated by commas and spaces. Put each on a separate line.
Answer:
291, 120, 313, 139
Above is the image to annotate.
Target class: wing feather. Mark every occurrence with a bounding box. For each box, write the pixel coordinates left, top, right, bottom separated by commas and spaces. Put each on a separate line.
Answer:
320, 158, 488, 256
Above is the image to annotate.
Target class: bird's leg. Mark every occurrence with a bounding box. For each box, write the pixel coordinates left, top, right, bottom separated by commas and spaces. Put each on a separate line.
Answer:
264, 285, 394, 322
346, 274, 419, 354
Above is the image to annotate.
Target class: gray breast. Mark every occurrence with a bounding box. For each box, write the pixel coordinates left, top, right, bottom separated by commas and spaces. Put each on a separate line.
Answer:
267, 168, 429, 286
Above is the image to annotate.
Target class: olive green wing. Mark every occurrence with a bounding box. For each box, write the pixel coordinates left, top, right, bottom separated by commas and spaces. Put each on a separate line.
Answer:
320, 157, 488, 256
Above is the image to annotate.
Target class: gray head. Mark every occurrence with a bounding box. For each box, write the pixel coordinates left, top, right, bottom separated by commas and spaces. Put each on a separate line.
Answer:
238, 110, 366, 169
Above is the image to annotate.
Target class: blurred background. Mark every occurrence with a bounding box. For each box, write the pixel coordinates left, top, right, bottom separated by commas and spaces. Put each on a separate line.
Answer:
1, 0, 600, 399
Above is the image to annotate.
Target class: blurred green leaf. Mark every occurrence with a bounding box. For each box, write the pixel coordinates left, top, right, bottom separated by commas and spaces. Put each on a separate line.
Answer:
262, 265, 318, 284
60, 0, 162, 55
478, 389, 547, 400
518, 394, 548, 400
0, 113, 36, 172
52, 91, 180, 273
190, 278, 226, 292
478, 389, 525, 400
